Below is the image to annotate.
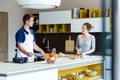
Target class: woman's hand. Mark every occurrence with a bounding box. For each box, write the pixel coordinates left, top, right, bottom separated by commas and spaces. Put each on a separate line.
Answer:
76, 51, 80, 54
81, 53, 86, 55
75, 48, 81, 55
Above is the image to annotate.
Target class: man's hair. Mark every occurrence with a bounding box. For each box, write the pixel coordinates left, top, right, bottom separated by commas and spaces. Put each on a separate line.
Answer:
23, 14, 34, 24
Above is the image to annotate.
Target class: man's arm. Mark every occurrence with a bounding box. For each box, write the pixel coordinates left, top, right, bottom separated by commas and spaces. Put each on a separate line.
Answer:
33, 42, 45, 55
17, 43, 34, 57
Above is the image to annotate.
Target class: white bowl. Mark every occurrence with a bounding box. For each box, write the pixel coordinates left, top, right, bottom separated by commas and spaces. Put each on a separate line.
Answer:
86, 70, 97, 77
78, 74, 85, 79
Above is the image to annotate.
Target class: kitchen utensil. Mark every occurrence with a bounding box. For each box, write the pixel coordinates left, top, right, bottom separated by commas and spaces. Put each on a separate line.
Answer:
65, 36, 74, 52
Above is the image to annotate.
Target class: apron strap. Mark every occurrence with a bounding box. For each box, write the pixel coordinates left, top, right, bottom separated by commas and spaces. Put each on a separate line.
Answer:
15, 49, 17, 58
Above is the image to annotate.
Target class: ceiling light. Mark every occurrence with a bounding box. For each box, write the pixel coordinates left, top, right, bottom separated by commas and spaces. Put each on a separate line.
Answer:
16, 0, 61, 9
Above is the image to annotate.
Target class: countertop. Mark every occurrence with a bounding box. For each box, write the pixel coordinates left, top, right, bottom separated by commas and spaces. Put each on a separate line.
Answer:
0, 55, 103, 77
56, 51, 102, 55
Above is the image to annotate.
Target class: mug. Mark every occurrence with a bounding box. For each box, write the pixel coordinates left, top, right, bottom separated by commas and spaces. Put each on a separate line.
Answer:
81, 53, 86, 58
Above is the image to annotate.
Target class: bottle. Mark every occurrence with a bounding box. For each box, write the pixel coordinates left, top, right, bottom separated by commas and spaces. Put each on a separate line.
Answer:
93, 12, 96, 18
86, 9, 89, 18
59, 28, 62, 32
50, 28, 53, 32
52, 48, 56, 53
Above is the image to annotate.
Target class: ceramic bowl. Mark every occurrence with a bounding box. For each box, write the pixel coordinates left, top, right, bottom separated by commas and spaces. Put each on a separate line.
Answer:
86, 70, 97, 77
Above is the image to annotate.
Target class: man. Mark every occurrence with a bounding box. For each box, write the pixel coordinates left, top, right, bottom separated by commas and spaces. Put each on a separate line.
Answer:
15, 14, 45, 62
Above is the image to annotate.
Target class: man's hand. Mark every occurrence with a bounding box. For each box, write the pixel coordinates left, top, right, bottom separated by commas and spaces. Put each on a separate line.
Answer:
40, 51, 45, 56
27, 52, 34, 57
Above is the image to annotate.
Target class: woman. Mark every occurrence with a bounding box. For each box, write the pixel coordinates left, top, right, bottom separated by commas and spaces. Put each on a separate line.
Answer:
75, 22, 95, 55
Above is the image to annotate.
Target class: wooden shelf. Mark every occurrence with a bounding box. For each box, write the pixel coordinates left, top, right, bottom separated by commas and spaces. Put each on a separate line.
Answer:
82, 75, 102, 80
71, 8, 102, 19
37, 24, 71, 33
54, 24, 62, 32
39, 10, 111, 33
58, 63, 103, 80
80, 9, 87, 18
89, 9, 102, 18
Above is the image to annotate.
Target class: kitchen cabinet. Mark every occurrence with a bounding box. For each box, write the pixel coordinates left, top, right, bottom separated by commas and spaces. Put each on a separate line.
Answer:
38, 24, 71, 33
0, 68, 57, 80
39, 10, 71, 24
39, 10, 111, 33
71, 17, 110, 32
72, 8, 102, 19
38, 10, 71, 33
0, 56, 103, 80
71, 18, 103, 32
59, 63, 102, 80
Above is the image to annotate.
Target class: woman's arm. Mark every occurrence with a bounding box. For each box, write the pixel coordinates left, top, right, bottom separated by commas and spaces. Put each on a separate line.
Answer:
75, 35, 81, 54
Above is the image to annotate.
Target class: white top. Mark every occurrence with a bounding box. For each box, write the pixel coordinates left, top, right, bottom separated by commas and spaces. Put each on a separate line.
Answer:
76, 34, 96, 53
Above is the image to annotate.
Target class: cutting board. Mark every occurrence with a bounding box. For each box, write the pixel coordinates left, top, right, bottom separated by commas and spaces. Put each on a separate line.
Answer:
65, 36, 74, 52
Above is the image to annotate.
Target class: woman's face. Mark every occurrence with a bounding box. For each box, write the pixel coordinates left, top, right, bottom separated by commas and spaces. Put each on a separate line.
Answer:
81, 25, 89, 34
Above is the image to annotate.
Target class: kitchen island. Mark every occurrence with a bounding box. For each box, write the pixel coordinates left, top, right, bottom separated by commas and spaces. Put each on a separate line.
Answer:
0, 56, 103, 80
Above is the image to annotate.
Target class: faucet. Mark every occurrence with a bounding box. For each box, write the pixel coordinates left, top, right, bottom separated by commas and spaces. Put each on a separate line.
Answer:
45, 40, 51, 51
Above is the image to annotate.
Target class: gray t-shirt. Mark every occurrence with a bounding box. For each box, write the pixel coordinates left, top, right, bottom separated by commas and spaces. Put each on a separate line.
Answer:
75, 34, 95, 53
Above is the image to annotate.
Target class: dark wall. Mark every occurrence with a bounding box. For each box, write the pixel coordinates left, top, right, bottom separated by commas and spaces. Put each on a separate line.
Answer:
35, 32, 111, 54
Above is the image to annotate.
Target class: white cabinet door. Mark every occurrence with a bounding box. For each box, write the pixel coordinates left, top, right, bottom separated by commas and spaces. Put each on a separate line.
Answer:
71, 18, 103, 32
39, 10, 110, 32
4, 68, 58, 80
36, 68, 58, 80
0, 77, 7, 80
39, 10, 71, 24
8, 72, 36, 80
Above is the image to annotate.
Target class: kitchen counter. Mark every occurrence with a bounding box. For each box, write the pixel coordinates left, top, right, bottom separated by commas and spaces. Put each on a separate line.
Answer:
56, 51, 102, 55
0, 55, 103, 80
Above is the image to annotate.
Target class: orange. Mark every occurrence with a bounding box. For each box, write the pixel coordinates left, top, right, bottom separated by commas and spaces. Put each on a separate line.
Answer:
54, 54, 58, 58
45, 54, 50, 59
70, 55, 75, 59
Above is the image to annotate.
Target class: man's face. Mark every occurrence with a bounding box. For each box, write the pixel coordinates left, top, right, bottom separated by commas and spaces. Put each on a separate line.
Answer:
26, 17, 34, 27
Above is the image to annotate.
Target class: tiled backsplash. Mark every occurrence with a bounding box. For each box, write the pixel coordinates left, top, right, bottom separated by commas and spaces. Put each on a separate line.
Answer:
35, 32, 111, 55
